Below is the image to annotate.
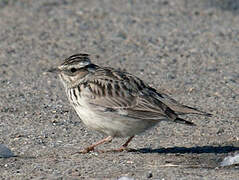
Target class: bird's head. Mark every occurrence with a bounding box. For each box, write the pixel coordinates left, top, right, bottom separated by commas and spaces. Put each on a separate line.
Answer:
49, 54, 97, 87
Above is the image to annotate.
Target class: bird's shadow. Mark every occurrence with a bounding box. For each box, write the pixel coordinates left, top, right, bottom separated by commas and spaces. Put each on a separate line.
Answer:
131, 145, 239, 154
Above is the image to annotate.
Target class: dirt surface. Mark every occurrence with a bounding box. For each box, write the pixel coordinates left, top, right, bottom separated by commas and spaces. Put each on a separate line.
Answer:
0, 0, 239, 179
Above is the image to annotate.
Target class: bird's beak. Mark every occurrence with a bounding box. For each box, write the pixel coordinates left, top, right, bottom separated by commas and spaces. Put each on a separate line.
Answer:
47, 67, 60, 73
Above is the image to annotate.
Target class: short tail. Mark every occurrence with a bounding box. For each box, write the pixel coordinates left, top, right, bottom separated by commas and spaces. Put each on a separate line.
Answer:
157, 92, 212, 117
174, 117, 196, 126
178, 105, 212, 117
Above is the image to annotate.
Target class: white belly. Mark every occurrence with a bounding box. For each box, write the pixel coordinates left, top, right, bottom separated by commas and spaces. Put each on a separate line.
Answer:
68, 88, 158, 137
72, 103, 157, 137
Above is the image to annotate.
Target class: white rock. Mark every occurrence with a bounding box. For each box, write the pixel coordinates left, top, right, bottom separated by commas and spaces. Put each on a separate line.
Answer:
0, 144, 14, 158
118, 176, 134, 180
220, 153, 239, 166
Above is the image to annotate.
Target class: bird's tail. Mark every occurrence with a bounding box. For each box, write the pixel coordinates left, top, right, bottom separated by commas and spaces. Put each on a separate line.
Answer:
174, 117, 196, 126
175, 105, 212, 116
157, 92, 212, 116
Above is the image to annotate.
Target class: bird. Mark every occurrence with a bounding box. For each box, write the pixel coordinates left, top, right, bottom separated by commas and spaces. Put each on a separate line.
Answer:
49, 53, 211, 153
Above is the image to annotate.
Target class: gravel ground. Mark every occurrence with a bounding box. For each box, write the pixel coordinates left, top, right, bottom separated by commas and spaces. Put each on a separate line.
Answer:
0, 0, 239, 179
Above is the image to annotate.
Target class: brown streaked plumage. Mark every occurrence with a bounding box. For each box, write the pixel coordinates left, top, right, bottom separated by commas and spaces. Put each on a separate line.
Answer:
52, 53, 211, 153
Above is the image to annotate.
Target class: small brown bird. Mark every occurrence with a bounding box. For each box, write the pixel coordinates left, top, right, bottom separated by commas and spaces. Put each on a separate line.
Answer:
50, 54, 211, 153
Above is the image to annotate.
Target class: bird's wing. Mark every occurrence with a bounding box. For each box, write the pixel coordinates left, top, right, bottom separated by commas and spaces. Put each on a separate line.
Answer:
86, 84, 171, 120
81, 68, 180, 121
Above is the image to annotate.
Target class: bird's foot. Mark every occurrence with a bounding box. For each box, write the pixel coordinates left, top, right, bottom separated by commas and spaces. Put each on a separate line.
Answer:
71, 136, 113, 154
71, 146, 95, 154
72, 146, 136, 154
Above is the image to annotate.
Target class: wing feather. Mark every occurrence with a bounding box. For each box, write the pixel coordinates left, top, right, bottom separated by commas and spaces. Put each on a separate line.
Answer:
81, 67, 178, 121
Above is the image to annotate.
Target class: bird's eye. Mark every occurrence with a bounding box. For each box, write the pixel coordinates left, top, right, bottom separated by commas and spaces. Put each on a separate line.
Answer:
70, 68, 77, 73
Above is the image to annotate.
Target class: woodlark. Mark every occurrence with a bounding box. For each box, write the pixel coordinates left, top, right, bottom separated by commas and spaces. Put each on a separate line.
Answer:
50, 54, 211, 153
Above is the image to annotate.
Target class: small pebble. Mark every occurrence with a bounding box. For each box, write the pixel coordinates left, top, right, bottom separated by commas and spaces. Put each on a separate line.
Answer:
0, 144, 14, 158
220, 153, 239, 166
118, 176, 134, 180
146, 171, 153, 178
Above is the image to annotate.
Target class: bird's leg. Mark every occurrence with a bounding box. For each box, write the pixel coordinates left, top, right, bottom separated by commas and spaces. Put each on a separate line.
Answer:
73, 136, 113, 154
109, 136, 135, 152
122, 135, 135, 148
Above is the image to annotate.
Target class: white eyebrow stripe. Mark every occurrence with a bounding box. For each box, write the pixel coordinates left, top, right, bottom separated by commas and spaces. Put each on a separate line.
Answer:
60, 61, 91, 70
